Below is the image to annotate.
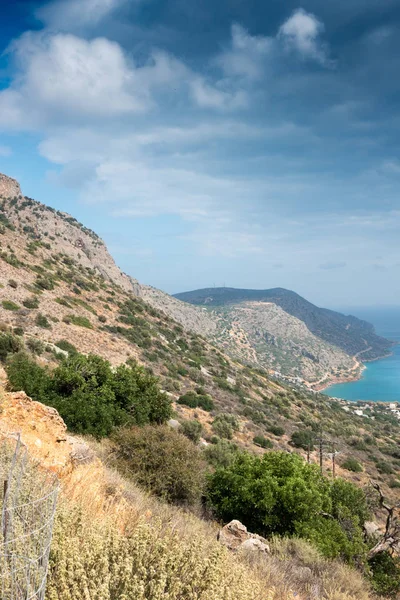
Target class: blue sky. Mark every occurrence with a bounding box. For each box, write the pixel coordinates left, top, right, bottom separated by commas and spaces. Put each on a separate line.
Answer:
1, 0, 400, 307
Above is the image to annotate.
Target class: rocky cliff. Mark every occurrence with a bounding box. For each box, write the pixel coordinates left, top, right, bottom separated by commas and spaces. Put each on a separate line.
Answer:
0, 173, 139, 294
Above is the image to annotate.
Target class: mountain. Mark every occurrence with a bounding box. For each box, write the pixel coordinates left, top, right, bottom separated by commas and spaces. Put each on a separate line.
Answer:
1, 171, 400, 501
172, 287, 393, 384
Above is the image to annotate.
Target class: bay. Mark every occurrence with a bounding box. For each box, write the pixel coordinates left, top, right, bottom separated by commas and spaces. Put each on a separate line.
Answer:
323, 307, 400, 402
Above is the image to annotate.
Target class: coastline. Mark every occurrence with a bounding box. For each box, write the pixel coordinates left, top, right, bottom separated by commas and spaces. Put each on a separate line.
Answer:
310, 346, 395, 393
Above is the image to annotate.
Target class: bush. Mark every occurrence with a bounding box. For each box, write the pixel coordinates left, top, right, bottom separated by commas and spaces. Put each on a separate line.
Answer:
177, 391, 214, 411
178, 391, 198, 408
2, 300, 20, 311
253, 435, 273, 449
341, 457, 363, 473
35, 275, 55, 290
376, 460, 393, 475
268, 425, 285, 437
212, 414, 239, 440
112, 425, 206, 506
6, 352, 49, 400
0, 332, 23, 362
204, 439, 239, 468
35, 313, 52, 329
180, 420, 203, 443
369, 551, 400, 597
22, 296, 40, 309
6, 352, 172, 438
54, 339, 77, 355
207, 451, 369, 564
8, 279, 18, 289
63, 314, 93, 329
98, 314, 107, 323
291, 430, 315, 451
26, 337, 45, 355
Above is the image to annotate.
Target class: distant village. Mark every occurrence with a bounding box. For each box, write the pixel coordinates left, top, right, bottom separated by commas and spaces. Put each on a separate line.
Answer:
272, 370, 400, 420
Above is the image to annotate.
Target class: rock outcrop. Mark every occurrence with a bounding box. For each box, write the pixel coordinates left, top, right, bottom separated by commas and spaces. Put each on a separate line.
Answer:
0, 172, 139, 295
218, 520, 270, 554
0, 389, 72, 473
0, 173, 21, 199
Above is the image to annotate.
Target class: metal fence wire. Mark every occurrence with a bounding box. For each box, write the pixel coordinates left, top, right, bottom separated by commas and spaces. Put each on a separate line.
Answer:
0, 435, 59, 600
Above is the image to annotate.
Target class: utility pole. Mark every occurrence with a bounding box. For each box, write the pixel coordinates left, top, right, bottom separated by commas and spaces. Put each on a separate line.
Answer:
319, 436, 323, 474
331, 441, 338, 478
315, 427, 324, 474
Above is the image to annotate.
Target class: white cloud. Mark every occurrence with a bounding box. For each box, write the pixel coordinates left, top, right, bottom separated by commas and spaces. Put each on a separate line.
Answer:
278, 8, 329, 65
216, 24, 273, 80
190, 77, 248, 110
0, 32, 188, 129
36, 0, 128, 30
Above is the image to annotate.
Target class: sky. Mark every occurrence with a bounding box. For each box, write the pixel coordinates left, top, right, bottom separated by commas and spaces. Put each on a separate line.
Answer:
1, 0, 400, 308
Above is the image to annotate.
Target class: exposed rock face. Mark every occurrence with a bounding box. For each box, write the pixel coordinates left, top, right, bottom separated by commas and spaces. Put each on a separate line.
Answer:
218, 520, 270, 554
0, 389, 72, 473
142, 285, 216, 336
0, 173, 21, 199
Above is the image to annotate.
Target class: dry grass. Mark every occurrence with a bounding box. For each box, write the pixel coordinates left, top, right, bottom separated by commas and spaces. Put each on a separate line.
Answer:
0, 432, 375, 600
50, 437, 375, 600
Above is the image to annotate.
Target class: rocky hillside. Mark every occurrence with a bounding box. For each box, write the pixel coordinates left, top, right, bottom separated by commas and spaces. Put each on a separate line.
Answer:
0, 174, 140, 295
172, 287, 393, 384
1, 172, 400, 502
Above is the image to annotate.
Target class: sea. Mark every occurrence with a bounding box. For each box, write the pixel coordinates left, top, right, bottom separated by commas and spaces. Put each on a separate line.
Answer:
323, 307, 400, 402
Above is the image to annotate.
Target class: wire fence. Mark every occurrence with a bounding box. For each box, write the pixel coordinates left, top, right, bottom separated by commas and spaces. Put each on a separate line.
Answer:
0, 435, 59, 600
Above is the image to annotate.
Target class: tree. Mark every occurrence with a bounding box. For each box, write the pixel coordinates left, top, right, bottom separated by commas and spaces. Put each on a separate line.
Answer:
291, 429, 315, 451
6, 352, 49, 401
207, 451, 369, 563
6, 352, 172, 438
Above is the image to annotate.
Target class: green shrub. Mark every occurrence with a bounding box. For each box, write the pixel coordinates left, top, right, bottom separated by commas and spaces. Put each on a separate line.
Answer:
207, 452, 369, 565
341, 457, 363, 473
26, 337, 45, 355
63, 314, 93, 329
8, 279, 18, 289
2, 300, 20, 311
22, 296, 40, 309
0, 332, 23, 362
376, 460, 393, 475
268, 425, 285, 437
180, 420, 203, 443
6, 352, 49, 400
112, 425, 206, 506
98, 314, 107, 323
177, 391, 214, 411
253, 435, 273, 449
54, 339, 78, 355
6, 352, 171, 438
291, 430, 315, 451
197, 394, 214, 411
204, 439, 239, 468
369, 551, 400, 597
35, 313, 52, 329
212, 414, 239, 440
35, 275, 55, 290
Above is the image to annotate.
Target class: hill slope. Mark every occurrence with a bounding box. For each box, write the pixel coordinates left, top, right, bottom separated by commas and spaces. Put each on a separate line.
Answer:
1, 172, 400, 504
173, 287, 393, 383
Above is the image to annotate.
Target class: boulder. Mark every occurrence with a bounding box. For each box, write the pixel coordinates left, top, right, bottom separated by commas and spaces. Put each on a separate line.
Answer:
218, 520, 270, 554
